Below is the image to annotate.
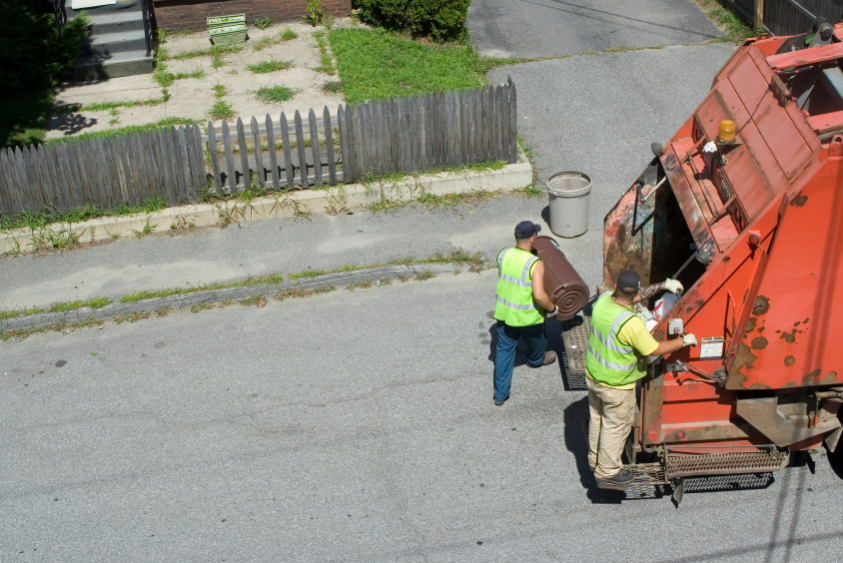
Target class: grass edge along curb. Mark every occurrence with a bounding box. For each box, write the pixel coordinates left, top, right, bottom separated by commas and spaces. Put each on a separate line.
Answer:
0, 150, 533, 256
0, 261, 483, 339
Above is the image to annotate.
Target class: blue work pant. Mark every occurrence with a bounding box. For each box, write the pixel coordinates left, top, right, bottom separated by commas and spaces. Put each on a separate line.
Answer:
493, 320, 548, 402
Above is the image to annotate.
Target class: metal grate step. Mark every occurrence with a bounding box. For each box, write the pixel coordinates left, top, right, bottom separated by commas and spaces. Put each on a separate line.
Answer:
666, 450, 788, 478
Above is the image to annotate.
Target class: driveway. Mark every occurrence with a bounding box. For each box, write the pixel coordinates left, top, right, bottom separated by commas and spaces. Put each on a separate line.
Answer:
469, 0, 722, 58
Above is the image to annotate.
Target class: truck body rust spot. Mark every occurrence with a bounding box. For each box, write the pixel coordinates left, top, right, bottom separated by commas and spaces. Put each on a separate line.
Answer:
654, 329, 665, 341
723, 256, 730, 263
801, 369, 822, 384
745, 317, 757, 333
803, 317, 809, 324
749, 382, 772, 390
753, 295, 770, 315
695, 299, 705, 308
751, 336, 768, 350
791, 194, 808, 207
733, 342, 758, 372
823, 371, 838, 384
781, 330, 796, 343
784, 355, 795, 366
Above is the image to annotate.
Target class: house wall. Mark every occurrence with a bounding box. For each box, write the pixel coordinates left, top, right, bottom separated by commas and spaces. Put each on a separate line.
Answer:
150, 0, 352, 32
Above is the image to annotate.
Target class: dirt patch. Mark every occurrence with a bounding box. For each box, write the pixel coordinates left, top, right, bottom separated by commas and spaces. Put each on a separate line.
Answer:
47, 21, 354, 140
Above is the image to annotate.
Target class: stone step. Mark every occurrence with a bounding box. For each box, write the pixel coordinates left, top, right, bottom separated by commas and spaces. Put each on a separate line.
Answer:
86, 9, 146, 34
81, 29, 148, 57
66, 0, 143, 18
71, 50, 155, 82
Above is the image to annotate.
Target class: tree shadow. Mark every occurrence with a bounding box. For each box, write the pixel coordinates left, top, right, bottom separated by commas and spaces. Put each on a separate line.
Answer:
49, 111, 98, 137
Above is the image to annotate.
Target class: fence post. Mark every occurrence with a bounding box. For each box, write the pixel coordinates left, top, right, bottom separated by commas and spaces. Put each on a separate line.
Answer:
755, 0, 764, 29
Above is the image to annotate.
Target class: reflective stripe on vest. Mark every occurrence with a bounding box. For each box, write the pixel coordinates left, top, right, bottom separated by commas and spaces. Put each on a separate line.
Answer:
585, 292, 647, 386
494, 248, 543, 326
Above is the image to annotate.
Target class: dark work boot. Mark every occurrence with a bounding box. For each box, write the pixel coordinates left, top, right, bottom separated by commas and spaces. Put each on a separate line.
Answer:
599, 469, 634, 484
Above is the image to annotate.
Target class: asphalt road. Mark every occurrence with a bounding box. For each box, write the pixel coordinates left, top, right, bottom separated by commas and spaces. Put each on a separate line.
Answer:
2, 272, 842, 562
468, 0, 722, 59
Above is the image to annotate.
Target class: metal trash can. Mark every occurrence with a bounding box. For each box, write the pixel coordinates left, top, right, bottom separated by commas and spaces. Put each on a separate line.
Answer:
546, 172, 592, 238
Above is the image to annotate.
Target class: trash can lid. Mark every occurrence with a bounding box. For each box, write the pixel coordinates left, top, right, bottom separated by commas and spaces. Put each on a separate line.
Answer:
547, 172, 592, 198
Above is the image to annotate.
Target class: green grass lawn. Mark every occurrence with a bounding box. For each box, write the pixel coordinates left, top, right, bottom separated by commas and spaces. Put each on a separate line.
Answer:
328, 28, 508, 102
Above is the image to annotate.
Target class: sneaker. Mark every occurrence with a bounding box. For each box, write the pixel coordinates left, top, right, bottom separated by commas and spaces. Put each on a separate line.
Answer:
494, 397, 508, 406
541, 351, 557, 366
597, 469, 634, 484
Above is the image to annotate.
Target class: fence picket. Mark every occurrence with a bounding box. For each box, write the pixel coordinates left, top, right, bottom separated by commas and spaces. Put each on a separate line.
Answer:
92, 138, 110, 208
36, 145, 58, 210
236, 117, 249, 189
294, 110, 308, 189
496, 85, 506, 161
132, 132, 149, 204
153, 129, 174, 205
308, 108, 323, 187
191, 125, 206, 191
388, 98, 399, 172
352, 102, 365, 175
2, 149, 23, 214
207, 122, 222, 194
23, 145, 46, 211
9, 148, 31, 212
146, 129, 166, 199
251, 116, 265, 188
167, 127, 185, 202
176, 127, 193, 199
395, 96, 407, 172
0, 150, 11, 214
324, 106, 337, 185
97, 137, 115, 209
221, 120, 237, 196
374, 100, 388, 175
59, 142, 80, 209
265, 114, 280, 191
280, 112, 295, 189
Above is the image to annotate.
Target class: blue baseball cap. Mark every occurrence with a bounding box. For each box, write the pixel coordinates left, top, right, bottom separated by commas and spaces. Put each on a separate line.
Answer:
515, 221, 541, 238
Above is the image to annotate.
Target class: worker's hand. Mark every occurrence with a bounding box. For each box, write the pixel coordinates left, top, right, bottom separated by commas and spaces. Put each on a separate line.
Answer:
682, 333, 698, 347
664, 278, 684, 295
546, 307, 558, 318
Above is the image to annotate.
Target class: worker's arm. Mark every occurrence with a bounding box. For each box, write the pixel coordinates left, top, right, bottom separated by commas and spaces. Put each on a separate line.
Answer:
531, 261, 556, 312
633, 278, 684, 303
622, 318, 697, 357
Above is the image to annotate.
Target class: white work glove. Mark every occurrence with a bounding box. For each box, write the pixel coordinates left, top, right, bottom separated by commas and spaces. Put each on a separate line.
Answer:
664, 278, 684, 295
682, 334, 698, 347
546, 307, 558, 318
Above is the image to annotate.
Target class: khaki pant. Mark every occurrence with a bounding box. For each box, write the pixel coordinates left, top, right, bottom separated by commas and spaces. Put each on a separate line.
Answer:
586, 377, 635, 480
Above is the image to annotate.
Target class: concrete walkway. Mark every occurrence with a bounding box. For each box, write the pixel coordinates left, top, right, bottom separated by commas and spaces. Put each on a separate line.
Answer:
468, 0, 721, 58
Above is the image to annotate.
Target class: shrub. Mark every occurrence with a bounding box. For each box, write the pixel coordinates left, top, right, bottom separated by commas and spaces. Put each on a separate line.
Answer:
356, 0, 470, 41
0, 0, 90, 93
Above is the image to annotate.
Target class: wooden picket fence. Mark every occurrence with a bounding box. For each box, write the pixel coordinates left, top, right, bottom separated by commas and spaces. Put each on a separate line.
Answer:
0, 79, 517, 218
205, 78, 517, 193
727, 0, 843, 36
0, 125, 206, 217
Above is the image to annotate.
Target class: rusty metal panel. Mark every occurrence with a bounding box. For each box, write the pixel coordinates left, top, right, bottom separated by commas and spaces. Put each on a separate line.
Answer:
728, 50, 769, 113
736, 397, 833, 446
660, 145, 718, 258
766, 40, 843, 69
808, 109, 843, 135
726, 161, 843, 390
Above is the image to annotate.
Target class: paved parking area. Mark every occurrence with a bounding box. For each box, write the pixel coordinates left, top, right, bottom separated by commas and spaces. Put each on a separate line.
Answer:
468, 0, 721, 58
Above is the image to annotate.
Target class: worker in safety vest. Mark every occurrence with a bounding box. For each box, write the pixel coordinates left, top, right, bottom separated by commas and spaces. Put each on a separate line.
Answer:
493, 221, 558, 406
586, 270, 697, 485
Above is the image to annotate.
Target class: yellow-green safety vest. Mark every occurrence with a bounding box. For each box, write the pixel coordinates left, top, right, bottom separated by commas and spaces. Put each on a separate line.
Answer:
494, 247, 544, 326
586, 292, 648, 387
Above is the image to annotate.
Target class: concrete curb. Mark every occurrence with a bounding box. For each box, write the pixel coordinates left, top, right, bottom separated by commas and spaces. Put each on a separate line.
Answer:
1, 263, 461, 333
1, 157, 533, 255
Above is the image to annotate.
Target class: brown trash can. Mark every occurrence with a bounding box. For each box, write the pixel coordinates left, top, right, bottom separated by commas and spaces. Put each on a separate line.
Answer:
532, 236, 589, 321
